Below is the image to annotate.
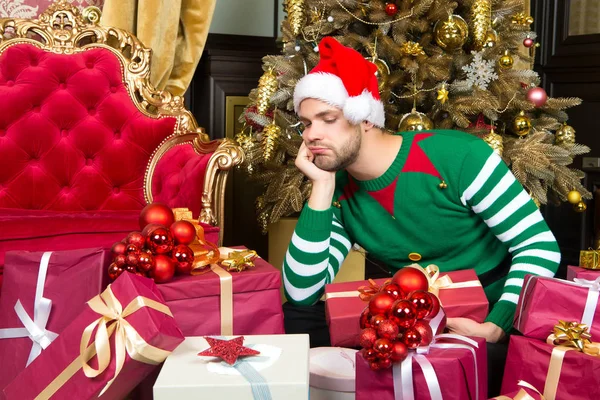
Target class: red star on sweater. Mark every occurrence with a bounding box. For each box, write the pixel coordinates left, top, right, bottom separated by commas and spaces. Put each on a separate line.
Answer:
197, 336, 260, 365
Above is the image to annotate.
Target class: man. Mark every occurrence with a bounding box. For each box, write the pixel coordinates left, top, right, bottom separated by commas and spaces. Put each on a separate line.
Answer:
283, 36, 559, 370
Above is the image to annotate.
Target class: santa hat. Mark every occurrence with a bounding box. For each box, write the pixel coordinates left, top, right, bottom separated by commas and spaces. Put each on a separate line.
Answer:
293, 37, 386, 127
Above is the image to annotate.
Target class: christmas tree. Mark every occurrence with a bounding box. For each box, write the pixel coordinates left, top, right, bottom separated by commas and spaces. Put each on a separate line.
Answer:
240, 0, 591, 232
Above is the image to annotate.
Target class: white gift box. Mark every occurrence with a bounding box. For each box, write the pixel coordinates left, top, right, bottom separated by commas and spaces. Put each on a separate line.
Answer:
153, 334, 309, 399
309, 347, 357, 400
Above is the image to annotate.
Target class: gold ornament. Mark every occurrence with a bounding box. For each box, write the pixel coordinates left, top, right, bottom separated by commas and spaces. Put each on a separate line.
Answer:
512, 111, 532, 136
262, 123, 281, 162
220, 249, 258, 272
436, 84, 449, 104
258, 211, 269, 233
434, 15, 469, 51
235, 129, 256, 174
511, 12, 534, 26
567, 190, 582, 205
256, 69, 278, 115
555, 122, 576, 146
483, 29, 498, 48
483, 126, 504, 156
471, 0, 492, 50
367, 57, 391, 93
398, 109, 434, 132
498, 50, 514, 70
399, 41, 426, 57
574, 201, 587, 213
286, 0, 306, 37
439, 180, 448, 189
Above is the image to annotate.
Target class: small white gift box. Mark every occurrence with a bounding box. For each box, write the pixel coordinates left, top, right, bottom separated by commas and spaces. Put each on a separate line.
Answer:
310, 347, 357, 400
153, 334, 309, 399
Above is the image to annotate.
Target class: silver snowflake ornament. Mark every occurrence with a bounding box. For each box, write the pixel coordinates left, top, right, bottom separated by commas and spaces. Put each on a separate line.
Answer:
462, 51, 499, 90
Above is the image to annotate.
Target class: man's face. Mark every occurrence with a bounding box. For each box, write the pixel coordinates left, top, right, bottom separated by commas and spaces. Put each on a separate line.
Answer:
298, 98, 362, 172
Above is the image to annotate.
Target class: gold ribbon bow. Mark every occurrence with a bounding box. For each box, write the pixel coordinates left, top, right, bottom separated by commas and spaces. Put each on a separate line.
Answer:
579, 248, 600, 270
220, 249, 258, 272
35, 286, 174, 400
494, 380, 545, 400
404, 264, 480, 297
357, 279, 391, 301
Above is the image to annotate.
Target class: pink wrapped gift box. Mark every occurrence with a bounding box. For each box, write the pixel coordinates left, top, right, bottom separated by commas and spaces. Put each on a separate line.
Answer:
325, 269, 488, 347
3, 272, 184, 400
0, 248, 109, 398
514, 275, 600, 340
356, 336, 487, 400
156, 251, 284, 336
567, 265, 600, 282
501, 335, 600, 400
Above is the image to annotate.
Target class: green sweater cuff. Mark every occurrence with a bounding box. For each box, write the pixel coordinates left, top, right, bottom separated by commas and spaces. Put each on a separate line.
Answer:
296, 204, 334, 238
485, 301, 517, 333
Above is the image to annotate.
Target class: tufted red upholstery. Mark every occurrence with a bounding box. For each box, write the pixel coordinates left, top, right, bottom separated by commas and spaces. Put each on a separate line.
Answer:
0, 43, 177, 210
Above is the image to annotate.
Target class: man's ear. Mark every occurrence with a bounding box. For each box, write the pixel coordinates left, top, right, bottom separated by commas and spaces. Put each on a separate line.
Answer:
361, 120, 375, 131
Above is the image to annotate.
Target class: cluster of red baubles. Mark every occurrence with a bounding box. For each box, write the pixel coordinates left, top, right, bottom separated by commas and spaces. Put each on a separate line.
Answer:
359, 268, 446, 371
108, 203, 200, 283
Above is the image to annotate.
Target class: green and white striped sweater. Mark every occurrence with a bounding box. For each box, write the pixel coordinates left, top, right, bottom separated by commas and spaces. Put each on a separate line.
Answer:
283, 130, 560, 333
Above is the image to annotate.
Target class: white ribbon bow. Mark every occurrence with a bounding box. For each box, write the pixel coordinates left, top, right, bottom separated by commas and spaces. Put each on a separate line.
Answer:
0, 252, 58, 365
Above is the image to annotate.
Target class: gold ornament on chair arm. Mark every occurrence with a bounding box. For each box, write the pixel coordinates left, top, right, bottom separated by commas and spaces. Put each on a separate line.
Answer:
256, 69, 278, 115
220, 250, 258, 272
286, 0, 306, 37
470, 0, 492, 50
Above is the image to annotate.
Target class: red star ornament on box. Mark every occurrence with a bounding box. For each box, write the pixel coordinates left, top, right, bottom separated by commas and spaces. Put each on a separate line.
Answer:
198, 336, 260, 365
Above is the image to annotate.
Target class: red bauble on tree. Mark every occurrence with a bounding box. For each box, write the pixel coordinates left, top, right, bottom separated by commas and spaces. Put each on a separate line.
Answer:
408, 290, 434, 319
523, 37, 534, 48
526, 87, 548, 107
139, 203, 175, 230
173, 244, 195, 275
413, 320, 434, 347
359, 328, 378, 349
126, 231, 146, 249
385, 3, 398, 16
369, 292, 396, 316
389, 299, 417, 328
402, 327, 422, 349
108, 263, 123, 281
377, 319, 399, 340
391, 267, 429, 294
151, 255, 175, 283
170, 220, 197, 245
146, 226, 174, 254
111, 242, 127, 256
137, 252, 155, 273
390, 341, 408, 362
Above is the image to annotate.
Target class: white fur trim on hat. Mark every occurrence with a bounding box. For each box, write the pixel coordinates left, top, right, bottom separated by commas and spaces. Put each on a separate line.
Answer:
343, 90, 385, 127
293, 72, 348, 111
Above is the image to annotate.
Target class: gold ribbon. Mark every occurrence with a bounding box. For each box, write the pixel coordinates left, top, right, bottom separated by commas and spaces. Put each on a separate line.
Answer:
323, 290, 361, 301
579, 248, 600, 270
172, 207, 221, 273
35, 286, 174, 400
494, 380, 545, 400
542, 321, 600, 400
404, 264, 481, 297
357, 279, 391, 301
209, 262, 233, 336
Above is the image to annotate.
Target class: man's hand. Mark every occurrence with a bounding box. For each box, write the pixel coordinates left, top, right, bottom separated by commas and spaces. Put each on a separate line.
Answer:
296, 142, 336, 210
446, 317, 506, 343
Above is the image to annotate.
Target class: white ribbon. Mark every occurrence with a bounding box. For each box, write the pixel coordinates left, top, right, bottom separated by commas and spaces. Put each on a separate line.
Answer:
392, 333, 480, 400
0, 252, 58, 365
517, 276, 599, 333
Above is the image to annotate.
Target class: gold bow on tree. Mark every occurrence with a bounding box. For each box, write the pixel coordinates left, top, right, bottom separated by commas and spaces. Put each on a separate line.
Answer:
550, 320, 599, 355
220, 250, 258, 272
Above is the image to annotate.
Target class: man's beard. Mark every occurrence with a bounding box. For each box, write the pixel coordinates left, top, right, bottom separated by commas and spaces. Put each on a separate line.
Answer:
313, 129, 361, 172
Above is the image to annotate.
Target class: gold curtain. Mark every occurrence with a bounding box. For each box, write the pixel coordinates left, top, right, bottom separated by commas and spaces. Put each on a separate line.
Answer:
101, 0, 216, 96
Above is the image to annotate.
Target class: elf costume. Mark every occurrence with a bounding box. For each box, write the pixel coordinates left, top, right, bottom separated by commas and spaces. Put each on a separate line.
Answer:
283, 37, 560, 334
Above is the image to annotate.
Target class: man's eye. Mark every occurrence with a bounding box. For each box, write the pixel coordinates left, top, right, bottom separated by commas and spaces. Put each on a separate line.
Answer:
324, 119, 337, 124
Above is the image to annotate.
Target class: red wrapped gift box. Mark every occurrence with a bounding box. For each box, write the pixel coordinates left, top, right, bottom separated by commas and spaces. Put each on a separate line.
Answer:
0, 248, 109, 398
156, 249, 284, 336
325, 269, 488, 347
501, 335, 600, 400
356, 335, 487, 400
567, 265, 600, 282
514, 275, 600, 340
3, 272, 184, 400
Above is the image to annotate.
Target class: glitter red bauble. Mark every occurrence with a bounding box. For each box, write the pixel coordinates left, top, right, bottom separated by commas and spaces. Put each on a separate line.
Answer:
389, 299, 417, 328
378, 358, 392, 369
370, 361, 381, 371
146, 227, 174, 255
385, 3, 398, 16
381, 283, 404, 300
526, 87, 548, 107
374, 338, 393, 358
137, 252, 155, 272
359, 328, 378, 349
523, 37, 534, 48
362, 347, 378, 361
173, 244, 195, 275
151, 255, 175, 283
114, 254, 127, 267
139, 203, 175, 230
377, 320, 399, 340
126, 231, 146, 249
170, 220, 197, 245
391, 267, 429, 294
126, 252, 139, 266
413, 320, 434, 347
369, 292, 396, 316
370, 314, 387, 328
111, 242, 127, 256
360, 307, 372, 329
408, 290, 434, 319
108, 263, 123, 281
126, 244, 139, 254
403, 327, 422, 349
390, 341, 408, 362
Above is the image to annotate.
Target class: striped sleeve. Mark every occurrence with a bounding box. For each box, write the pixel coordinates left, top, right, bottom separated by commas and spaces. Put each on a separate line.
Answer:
282, 204, 352, 306
459, 140, 560, 333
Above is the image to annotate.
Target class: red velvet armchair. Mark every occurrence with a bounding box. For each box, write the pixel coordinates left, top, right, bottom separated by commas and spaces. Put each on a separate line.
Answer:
0, 2, 243, 290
